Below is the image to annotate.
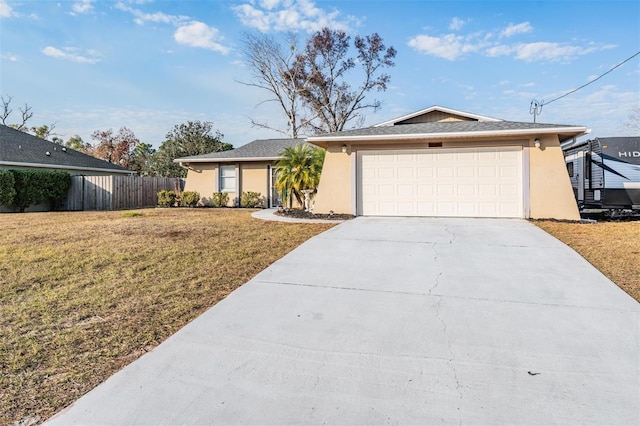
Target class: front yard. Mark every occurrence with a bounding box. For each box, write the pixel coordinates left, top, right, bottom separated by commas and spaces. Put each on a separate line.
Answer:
0, 209, 334, 425
2, 211, 638, 425
535, 220, 640, 302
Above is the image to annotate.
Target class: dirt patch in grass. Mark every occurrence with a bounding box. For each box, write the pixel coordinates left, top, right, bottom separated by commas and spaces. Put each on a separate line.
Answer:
0, 209, 334, 425
535, 220, 640, 302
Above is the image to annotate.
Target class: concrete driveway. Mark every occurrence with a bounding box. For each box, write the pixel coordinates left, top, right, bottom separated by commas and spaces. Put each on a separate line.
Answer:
48, 217, 639, 425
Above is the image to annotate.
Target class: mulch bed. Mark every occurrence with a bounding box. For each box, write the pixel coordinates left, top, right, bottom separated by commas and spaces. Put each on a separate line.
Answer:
274, 209, 355, 220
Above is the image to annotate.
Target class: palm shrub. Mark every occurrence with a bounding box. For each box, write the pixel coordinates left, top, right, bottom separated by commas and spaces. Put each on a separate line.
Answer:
211, 192, 229, 207
241, 191, 263, 208
275, 143, 325, 208
181, 191, 200, 207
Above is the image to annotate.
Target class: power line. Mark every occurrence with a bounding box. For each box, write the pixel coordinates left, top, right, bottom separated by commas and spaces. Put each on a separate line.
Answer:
530, 50, 640, 122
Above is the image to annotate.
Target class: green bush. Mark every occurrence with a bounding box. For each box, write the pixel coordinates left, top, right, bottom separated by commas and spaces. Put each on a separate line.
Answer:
0, 170, 16, 207
157, 190, 176, 207
43, 171, 71, 210
211, 192, 229, 208
240, 191, 264, 208
9, 170, 71, 212
181, 191, 200, 207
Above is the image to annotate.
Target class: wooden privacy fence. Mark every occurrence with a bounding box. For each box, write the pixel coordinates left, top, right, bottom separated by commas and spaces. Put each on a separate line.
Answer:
64, 176, 183, 211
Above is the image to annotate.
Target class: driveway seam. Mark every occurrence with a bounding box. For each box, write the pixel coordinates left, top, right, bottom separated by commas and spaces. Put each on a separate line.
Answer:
257, 280, 639, 312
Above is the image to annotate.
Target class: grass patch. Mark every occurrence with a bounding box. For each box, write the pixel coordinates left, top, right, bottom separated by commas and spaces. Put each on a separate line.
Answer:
535, 220, 640, 302
121, 211, 144, 217
0, 209, 334, 425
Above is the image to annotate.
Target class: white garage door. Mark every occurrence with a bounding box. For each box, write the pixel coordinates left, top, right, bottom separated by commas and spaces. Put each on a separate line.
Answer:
358, 147, 523, 218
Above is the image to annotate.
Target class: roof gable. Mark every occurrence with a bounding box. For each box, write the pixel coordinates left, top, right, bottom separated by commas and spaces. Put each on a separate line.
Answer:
308, 120, 588, 147
175, 138, 306, 163
0, 125, 132, 173
375, 105, 502, 127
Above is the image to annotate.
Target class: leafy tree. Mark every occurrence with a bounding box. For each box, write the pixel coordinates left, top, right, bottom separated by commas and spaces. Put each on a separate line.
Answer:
293, 28, 397, 133
30, 124, 58, 140
129, 142, 157, 176
275, 143, 325, 208
239, 32, 306, 138
87, 127, 140, 169
65, 135, 88, 151
154, 121, 232, 178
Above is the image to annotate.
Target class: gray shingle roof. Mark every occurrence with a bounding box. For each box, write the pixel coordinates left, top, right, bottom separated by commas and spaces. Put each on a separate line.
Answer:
176, 138, 306, 162
310, 120, 586, 139
0, 125, 132, 173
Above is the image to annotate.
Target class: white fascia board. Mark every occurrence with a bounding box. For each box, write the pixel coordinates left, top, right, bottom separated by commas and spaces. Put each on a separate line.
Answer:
0, 161, 134, 174
174, 156, 281, 164
374, 105, 502, 127
308, 126, 589, 143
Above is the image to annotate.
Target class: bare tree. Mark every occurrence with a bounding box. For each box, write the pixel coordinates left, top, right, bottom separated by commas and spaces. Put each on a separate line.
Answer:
239, 32, 308, 138
1, 95, 33, 130
622, 105, 640, 134
293, 29, 397, 134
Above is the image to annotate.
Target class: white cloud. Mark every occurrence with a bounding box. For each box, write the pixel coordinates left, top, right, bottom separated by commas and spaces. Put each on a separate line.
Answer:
42, 46, 101, 64
512, 42, 603, 62
174, 21, 230, 54
501, 22, 533, 38
407, 33, 483, 61
115, 2, 188, 26
1, 52, 19, 61
232, 0, 358, 33
71, 0, 94, 15
0, 0, 13, 18
449, 17, 466, 31
410, 21, 614, 63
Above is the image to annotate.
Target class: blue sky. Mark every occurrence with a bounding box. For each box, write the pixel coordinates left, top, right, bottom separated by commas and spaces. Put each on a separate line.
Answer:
1, 0, 638, 148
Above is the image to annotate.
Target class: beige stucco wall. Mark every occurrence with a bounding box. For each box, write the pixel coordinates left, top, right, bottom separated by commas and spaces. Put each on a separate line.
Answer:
313, 143, 353, 214
240, 163, 270, 207
183, 163, 219, 206
183, 162, 274, 207
528, 135, 580, 220
311, 136, 581, 220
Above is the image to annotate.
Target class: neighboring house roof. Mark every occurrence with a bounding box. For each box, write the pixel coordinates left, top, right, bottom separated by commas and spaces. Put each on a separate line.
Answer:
174, 138, 306, 163
374, 105, 502, 126
0, 124, 133, 174
308, 120, 588, 147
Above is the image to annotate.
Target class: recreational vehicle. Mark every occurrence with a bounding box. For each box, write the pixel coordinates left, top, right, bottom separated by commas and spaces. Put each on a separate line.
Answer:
562, 136, 640, 211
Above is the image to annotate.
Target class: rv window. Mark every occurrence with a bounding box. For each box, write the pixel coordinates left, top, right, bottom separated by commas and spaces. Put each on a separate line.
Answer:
585, 152, 591, 180
566, 162, 574, 177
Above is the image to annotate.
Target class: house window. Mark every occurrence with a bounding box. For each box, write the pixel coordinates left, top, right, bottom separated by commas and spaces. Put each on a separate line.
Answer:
220, 165, 236, 192
566, 162, 574, 177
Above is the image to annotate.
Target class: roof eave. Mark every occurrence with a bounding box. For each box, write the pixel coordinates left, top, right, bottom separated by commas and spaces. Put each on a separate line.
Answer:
174, 156, 282, 164
0, 161, 134, 174
307, 126, 589, 147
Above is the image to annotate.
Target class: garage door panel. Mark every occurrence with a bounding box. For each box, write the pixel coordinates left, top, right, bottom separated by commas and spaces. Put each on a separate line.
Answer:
358, 147, 523, 218
397, 167, 414, 179
417, 167, 434, 178
457, 184, 476, 196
